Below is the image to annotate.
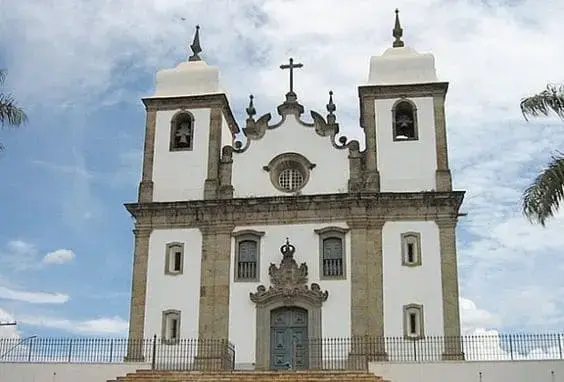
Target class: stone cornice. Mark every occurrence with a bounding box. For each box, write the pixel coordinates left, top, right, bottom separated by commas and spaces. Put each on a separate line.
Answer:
141, 93, 240, 135
125, 191, 465, 228
358, 82, 449, 100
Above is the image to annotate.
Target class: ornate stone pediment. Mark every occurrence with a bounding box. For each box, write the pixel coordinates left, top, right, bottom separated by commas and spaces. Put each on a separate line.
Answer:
250, 239, 328, 307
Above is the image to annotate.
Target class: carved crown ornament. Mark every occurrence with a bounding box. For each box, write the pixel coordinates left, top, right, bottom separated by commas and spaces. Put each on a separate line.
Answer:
250, 238, 329, 307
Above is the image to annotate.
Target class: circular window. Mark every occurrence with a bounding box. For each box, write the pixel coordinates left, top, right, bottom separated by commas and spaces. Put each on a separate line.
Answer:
264, 153, 315, 194
278, 167, 304, 192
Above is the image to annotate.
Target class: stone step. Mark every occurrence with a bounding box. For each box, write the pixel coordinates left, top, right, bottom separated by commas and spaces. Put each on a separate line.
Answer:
108, 370, 387, 382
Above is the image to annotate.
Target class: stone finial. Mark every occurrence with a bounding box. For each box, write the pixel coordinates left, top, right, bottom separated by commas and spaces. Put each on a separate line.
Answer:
189, 25, 202, 61
326, 90, 336, 123
393, 9, 405, 48
246, 94, 256, 119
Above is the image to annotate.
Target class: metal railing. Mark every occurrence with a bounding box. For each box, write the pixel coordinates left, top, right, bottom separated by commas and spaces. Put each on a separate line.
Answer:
0, 336, 235, 371
305, 334, 564, 367
0, 333, 563, 369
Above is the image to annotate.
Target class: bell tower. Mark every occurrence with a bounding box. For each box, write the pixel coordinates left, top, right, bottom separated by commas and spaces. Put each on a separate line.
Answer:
358, 10, 463, 360
359, 9, 452, 193
137, 25, 239, 204
125, 26, 240, 362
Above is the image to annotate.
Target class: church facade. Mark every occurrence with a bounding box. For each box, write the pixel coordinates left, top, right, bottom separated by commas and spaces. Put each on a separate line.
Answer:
124, 12, 465, 370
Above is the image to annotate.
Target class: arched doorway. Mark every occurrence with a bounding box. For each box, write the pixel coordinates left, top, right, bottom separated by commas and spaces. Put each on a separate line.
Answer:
270, 307, 309, 370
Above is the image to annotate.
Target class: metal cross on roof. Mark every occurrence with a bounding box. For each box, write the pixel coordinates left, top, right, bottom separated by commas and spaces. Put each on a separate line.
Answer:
280, 57, 303, 95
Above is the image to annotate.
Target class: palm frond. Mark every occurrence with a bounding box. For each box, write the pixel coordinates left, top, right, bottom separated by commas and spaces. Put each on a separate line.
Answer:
522, 153, 564, 226
520, 83, 564, 121
0, 93, 27, 127
0, 69, 5, 86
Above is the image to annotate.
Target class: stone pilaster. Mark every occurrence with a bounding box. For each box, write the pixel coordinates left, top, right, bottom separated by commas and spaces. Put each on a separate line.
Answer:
347, 142, 363, 193
204, 108, 223, 199
433, 95, 452, 191
125, 227, 152, 362
360, 98, 380, 192
348, 217, 387, 361
218, 146, 234, 199
196, 224, 234, 369
138, 110, 156, 203
437, 218, 464, 360
197, 224, 234, 340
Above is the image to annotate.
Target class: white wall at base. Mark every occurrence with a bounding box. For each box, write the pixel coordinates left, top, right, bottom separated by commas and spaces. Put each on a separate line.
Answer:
375, 97, 437, 192
229, 222, 351, 366
232, 115, 350, 198
0, 363, 150, 382
144, 229, 202, 340
152, 109, 211, 202
370, 360, 564, 382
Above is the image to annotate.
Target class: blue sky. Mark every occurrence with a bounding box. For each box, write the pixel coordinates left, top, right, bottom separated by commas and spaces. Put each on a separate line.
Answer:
1, 0, 563, 339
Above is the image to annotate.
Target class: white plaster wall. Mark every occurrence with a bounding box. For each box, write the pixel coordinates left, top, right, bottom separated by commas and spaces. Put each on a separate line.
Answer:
152, 108, 210, 202
375, 97, 437, 192
370, 360, 564, 382
368, 47, 439, 85
229, 222, 351, 367
144, 229, 202, 340
232, 115, 349, 198
382, 221, 444, 359
0, 363, 150, 382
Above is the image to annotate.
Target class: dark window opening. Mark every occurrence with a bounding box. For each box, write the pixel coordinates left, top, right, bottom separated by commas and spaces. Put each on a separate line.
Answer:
394, 101, 417, 140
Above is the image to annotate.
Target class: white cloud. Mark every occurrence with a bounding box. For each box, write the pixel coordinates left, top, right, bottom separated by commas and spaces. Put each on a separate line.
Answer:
0, 286, 69, 304
1, 240, 39, 271
43, 249, 75, 264
1, 240, 77, 269
460, 297, 502, 334
20, 315, 128, 335
0, 308, 20, 338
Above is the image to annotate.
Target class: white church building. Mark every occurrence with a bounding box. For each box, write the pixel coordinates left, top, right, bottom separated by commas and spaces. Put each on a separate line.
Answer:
2, 9, 563, 382
123, 10, 465, 370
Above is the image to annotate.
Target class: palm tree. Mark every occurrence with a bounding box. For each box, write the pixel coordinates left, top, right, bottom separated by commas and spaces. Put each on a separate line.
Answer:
0, 69, 27, 150
520, 83, 564, 226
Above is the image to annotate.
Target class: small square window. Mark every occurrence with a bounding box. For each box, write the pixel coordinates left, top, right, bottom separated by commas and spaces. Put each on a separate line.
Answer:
165, 243, 184, 275
403, 304, 424, 340
401, 232, 421, 267
162, 310, 181, 344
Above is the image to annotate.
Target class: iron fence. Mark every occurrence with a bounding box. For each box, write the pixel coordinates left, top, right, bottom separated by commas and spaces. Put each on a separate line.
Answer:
306, 334, 564, 365
0, 333, 563, 369
0, 336, 235, 371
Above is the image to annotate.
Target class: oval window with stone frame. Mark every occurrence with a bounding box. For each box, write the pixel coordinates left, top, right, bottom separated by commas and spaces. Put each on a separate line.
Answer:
264, 153, 315, 194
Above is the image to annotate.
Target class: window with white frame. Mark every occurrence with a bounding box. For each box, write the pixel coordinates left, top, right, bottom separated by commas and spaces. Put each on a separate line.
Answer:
314, 226, 349, 279
401, 232, 421, 267
403, 304, 424, 339
164, 242, 184, 275
162, 310, 181, 344
232, 230, 264, 282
